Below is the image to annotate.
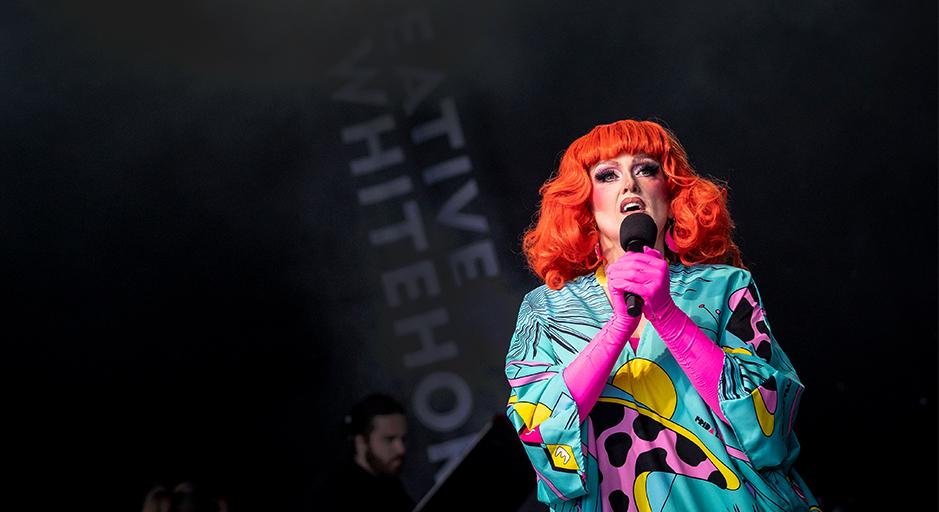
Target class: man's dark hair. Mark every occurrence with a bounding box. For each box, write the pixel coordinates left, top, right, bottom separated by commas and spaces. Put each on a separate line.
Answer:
344, 393, 406, 437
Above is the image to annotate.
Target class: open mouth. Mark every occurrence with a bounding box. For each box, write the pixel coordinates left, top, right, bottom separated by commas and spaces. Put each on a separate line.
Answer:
620, 197, 646, 214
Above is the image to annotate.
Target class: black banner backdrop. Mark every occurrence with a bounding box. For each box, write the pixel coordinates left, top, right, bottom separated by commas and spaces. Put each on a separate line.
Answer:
325, 11, 523, 493
5, 1, 936, 511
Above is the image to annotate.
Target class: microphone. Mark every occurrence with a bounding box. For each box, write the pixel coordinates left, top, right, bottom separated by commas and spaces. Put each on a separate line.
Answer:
618, 213, 658, 317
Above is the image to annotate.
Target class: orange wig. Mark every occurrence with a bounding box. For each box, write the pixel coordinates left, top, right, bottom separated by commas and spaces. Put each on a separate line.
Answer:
523, 119, 743, 290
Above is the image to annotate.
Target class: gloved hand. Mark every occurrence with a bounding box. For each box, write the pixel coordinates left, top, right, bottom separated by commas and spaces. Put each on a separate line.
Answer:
604, 250, 651, 329
607, 246, 729, 424
604, 246, 675, 324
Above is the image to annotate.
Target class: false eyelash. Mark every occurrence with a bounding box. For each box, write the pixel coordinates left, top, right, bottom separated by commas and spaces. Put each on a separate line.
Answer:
635, 163, 660, 176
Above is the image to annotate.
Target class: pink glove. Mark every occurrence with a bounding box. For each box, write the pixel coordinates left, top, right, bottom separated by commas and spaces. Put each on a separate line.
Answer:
607, 246, 729, 424
562, 266, 641, 422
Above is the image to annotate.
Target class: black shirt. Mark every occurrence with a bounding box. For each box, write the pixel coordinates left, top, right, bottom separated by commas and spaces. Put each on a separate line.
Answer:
320, 461, 414, 511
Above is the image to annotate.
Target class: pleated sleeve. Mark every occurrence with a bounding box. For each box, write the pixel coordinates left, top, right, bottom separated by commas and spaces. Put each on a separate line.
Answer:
504, 293, 590, 506
716, 270, 805, 470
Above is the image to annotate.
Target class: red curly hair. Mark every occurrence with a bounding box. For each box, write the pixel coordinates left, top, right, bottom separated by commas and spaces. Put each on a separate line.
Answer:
523, 119, 743, 290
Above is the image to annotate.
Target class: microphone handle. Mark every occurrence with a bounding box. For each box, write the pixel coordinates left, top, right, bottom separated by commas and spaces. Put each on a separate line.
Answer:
625, 293, 643, 317
621, 237, 650, 317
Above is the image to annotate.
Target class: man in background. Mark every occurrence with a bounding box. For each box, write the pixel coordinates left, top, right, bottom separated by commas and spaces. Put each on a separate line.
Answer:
321, 393, 414, 511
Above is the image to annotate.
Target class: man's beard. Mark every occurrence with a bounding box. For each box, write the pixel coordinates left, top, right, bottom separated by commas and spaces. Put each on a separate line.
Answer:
365, 448, 403, 477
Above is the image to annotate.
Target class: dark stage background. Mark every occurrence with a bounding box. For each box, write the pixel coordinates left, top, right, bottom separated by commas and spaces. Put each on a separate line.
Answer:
5, 1, 936, 511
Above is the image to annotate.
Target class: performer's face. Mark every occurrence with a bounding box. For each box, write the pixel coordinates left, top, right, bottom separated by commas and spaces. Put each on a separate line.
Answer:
361, 413, 408, 476
590, 153, 670, 262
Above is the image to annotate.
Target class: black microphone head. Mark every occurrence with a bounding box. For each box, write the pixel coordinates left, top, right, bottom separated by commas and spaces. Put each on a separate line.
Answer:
619, 213, 658, 253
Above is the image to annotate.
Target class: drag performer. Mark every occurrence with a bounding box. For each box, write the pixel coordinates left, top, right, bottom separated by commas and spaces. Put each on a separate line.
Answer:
505, 120, 819, 511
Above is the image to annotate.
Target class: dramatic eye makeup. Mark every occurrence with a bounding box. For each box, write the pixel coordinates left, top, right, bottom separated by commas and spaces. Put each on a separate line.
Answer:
593, 167, 619, 183
633, 161, 661, 177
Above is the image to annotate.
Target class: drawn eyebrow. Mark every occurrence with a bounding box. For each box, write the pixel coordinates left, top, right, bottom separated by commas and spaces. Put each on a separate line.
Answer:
631, 156, 661, 170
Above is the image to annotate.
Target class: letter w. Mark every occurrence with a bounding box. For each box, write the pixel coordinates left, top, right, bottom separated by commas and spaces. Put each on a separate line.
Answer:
330, 39, 388, 106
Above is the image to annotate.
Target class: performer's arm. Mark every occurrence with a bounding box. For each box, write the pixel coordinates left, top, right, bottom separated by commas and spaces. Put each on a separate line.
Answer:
561, 301, 639, 421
